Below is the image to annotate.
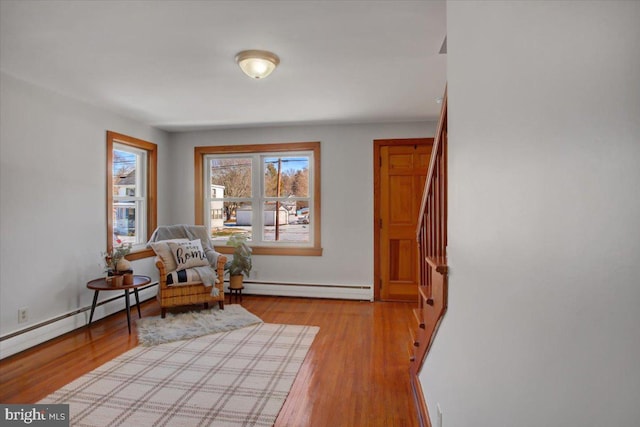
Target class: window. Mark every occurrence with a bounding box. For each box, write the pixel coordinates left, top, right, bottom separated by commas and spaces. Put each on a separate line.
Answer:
107, 131, 157, 259
195, 142, 322, 256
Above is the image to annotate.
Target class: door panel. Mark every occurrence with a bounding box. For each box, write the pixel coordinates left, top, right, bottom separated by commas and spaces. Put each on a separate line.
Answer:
389, 176, 414, 224
389, 153, 414, 169
379, 143, 431, 301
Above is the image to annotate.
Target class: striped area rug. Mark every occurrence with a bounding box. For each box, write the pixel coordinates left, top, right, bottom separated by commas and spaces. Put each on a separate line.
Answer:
40, 323, 319, 426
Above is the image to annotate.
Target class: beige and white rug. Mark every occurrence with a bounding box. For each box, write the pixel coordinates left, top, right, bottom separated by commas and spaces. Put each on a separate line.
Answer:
40, 323, 319, 426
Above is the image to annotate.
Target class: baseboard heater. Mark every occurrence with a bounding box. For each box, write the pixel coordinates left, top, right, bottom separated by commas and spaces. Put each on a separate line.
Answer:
237, 279, 372, 290
0, 282, 158, 342
235, 280, 373, 302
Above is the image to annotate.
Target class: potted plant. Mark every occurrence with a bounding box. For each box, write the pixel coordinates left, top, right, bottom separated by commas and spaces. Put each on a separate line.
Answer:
224, 234, 252, 289
102, 241, 133, 274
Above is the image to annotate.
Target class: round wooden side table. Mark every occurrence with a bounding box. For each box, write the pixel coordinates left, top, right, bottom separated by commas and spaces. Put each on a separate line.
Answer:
86, 275, 151, 334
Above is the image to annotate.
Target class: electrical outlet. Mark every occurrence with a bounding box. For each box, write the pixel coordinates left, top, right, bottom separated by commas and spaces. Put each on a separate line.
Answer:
437, 403, 443, 427
18, 307, 29, 324
253, 270, 259, 279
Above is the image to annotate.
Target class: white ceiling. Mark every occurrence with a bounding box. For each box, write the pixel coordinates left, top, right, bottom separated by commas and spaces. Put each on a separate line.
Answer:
0, 0, 446, 132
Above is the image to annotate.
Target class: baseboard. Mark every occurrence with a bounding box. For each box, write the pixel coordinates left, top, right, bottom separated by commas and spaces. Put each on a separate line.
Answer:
411, 373, 431, 427
0, 285, 158, 360
233, 280, 373, 301
1, 281, 372, 359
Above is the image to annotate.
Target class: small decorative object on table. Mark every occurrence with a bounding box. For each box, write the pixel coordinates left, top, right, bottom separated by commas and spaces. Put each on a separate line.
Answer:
111, 275, 124, 286
102, 241, 133, 278
123, 273, 134, 285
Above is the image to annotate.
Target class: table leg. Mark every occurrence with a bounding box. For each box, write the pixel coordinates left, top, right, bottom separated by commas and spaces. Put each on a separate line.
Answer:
124, 289, 131, 334
134, 288, 142, 318
88, 290, 99, 326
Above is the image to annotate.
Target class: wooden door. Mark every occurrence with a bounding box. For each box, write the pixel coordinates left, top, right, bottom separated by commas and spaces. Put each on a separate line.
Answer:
375, 140, 432, 301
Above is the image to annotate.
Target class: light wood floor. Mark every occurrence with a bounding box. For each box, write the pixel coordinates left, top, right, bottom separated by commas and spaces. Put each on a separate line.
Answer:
0, 295, 419, 426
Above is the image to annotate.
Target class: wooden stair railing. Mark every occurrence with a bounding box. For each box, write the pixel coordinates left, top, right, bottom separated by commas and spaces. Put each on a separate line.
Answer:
410, 88, 448, 427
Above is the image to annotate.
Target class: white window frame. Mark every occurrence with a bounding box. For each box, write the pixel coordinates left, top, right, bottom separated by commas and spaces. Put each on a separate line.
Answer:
106, 131, 157, 259
194, 142, 322, 257
203, 151, 315, 247
112, 143, 148, 247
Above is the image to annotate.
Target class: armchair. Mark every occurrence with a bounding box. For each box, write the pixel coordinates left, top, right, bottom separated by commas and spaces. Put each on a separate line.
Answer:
148, 225, 226, 318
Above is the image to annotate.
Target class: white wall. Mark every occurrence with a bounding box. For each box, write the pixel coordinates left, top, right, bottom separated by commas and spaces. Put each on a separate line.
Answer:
420, 2, 640, 426
168, 122, 435, 298
0, 72, 435, 356
0, 73, 171, 357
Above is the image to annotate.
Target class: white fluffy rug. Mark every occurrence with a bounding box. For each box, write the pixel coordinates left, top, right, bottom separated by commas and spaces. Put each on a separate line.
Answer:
136, 305, 263, 346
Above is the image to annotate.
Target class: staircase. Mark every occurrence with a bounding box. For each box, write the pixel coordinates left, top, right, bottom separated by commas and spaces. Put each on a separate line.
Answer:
409, 89, 448, 427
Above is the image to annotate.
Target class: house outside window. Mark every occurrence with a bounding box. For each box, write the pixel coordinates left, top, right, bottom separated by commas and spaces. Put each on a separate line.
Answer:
112, 145, 147, 244
194, 142, 322, 256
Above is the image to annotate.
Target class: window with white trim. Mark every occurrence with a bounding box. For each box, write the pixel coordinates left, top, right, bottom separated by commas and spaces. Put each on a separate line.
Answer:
107, 131, 157, 257
112, 144, 147, 246
195, 142, 321, 256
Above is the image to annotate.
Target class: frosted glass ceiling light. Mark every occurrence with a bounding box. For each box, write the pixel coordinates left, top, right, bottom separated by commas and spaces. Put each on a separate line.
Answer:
235, 50, 280, 79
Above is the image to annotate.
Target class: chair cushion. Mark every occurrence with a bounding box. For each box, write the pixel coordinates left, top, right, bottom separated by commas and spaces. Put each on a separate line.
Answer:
168, 239, 209, 270
149, 238, 189, 272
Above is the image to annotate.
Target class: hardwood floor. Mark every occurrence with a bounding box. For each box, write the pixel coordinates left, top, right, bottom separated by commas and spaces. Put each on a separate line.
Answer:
0, 295, 419, 426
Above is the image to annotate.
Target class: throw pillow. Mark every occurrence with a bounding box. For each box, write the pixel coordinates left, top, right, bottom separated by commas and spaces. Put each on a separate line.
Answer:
168, 239, 210, 270
149, 238, 189, 272
166, 268, 202, 286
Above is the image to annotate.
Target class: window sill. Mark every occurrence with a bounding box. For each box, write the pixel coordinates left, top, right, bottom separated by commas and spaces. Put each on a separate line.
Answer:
125, 248, 155, 261
125, 245, 324, 259
214, 245, 323, 257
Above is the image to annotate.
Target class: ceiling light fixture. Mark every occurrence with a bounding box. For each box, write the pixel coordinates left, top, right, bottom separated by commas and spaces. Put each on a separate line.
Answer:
235, 50, 280, 79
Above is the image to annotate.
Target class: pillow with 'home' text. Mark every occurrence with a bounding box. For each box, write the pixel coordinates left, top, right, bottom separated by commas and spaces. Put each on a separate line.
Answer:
150, 238, 189, 272
168, 239, 209, 270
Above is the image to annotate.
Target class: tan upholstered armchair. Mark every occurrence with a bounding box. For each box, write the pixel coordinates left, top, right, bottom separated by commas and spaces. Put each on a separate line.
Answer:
148, 225, 226, 318
155, 255, 225, 318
